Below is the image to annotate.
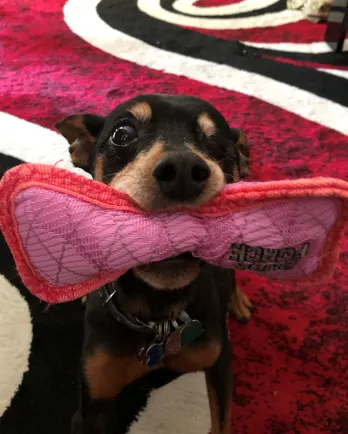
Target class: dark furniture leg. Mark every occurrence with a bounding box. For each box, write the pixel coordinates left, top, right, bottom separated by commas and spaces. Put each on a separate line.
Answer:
336, 2, 348, 52
325, 0, 348, 52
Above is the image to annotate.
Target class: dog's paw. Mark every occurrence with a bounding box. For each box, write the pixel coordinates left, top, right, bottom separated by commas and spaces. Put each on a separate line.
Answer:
229, 286, 254, 324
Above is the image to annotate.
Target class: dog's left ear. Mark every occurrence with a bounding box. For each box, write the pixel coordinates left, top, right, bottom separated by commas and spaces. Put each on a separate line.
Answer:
55, 114, 105, 171
230, 128, 250, 178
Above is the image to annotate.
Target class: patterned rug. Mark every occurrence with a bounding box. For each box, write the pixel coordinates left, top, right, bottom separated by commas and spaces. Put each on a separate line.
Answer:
0, 1, 347, 433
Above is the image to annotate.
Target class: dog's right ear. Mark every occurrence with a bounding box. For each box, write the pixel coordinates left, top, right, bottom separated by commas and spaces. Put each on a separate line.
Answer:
55, 114, 105, 171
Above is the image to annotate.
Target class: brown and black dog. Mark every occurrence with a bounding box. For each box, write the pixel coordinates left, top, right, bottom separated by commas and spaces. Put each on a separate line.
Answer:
55, 94, 252, 434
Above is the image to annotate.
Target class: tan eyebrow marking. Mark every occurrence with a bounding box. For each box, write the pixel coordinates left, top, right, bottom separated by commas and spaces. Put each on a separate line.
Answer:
128, 102, 152, 123
94, 154, 104, 182
197, 113, 216, 138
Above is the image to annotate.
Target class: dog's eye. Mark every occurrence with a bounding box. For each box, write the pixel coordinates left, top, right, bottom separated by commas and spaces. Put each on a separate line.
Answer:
110, 123, 137, 146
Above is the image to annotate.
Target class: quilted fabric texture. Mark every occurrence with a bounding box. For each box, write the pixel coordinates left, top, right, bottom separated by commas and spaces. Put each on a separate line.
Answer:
1, 163, 348, 303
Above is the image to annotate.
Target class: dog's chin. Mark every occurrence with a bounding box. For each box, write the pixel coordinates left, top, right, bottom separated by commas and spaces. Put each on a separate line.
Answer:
133, 254, 201, 290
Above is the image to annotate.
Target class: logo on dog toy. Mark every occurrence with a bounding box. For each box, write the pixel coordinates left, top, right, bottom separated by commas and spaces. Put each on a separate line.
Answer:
229, 242, 310, 272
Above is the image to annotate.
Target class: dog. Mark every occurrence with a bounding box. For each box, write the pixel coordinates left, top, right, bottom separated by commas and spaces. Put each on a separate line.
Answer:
55, 94, 252, 434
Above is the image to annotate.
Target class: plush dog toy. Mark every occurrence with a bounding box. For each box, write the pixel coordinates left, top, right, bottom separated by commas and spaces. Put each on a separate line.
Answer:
0, 163, 347, 303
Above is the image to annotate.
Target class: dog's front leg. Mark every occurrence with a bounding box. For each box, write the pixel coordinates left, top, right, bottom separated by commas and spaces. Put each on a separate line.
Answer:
205, 331, 232, 434
165, 336, 231, 434
71, 399, 110, 434
72, 348, 156, 434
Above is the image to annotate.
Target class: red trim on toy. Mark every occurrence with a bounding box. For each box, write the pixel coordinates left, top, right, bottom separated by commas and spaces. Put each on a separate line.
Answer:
1, 164, 347, 303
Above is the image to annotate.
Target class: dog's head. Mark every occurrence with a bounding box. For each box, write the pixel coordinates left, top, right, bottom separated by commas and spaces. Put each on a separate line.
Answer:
56, 94, 250, 290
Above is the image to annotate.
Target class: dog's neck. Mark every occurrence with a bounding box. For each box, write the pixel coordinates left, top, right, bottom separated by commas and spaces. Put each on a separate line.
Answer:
114, 270, 199, 322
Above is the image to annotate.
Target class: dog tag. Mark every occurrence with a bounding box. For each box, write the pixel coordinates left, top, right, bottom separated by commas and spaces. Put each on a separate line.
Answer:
166, 318, 203, 354
146, 342, 164, 367
165, 330, 181, 355
144, 322, 168, 367
179, 320, 203, 347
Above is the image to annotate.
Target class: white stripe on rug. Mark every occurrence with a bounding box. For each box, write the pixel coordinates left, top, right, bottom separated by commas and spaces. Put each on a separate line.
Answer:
173, 0, 279, 16
0, 275, 32, 417
138, 0, 303, 29
0, 112, 90, 177
128, 372, 210, 434
243, 40, 348, 53
318, 68, 348, 79
64, 0, 348, 136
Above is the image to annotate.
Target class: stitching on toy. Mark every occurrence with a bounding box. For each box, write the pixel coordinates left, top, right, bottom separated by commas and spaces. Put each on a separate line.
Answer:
99, 213, 121, 271
9, 188, 49, 289
162, 214, 181, 260
115, 213, 144, 266
54, 201, 84, 285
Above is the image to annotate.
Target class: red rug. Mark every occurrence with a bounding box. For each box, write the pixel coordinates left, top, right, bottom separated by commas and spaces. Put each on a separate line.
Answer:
0, 1, 347, 433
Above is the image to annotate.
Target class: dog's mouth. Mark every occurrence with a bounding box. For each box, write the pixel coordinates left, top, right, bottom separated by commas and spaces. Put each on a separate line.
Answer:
133, 252, 201, 290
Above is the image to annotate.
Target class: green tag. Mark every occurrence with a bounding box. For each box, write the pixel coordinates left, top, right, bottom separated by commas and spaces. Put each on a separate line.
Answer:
179, 320, 203, 347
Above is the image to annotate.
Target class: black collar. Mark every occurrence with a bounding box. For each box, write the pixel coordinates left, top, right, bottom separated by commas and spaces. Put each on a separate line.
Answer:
99, 284, 159, 335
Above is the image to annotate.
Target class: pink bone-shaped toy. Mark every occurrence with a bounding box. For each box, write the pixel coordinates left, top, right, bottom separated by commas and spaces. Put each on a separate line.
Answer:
0, 163, 347, 303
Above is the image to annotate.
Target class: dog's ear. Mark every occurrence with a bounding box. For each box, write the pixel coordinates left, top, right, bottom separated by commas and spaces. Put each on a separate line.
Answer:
230, 128, 250, 178
55, 114, 105, 170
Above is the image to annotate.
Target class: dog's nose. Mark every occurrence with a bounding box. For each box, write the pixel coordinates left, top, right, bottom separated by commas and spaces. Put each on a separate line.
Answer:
153, 152, 211, 201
